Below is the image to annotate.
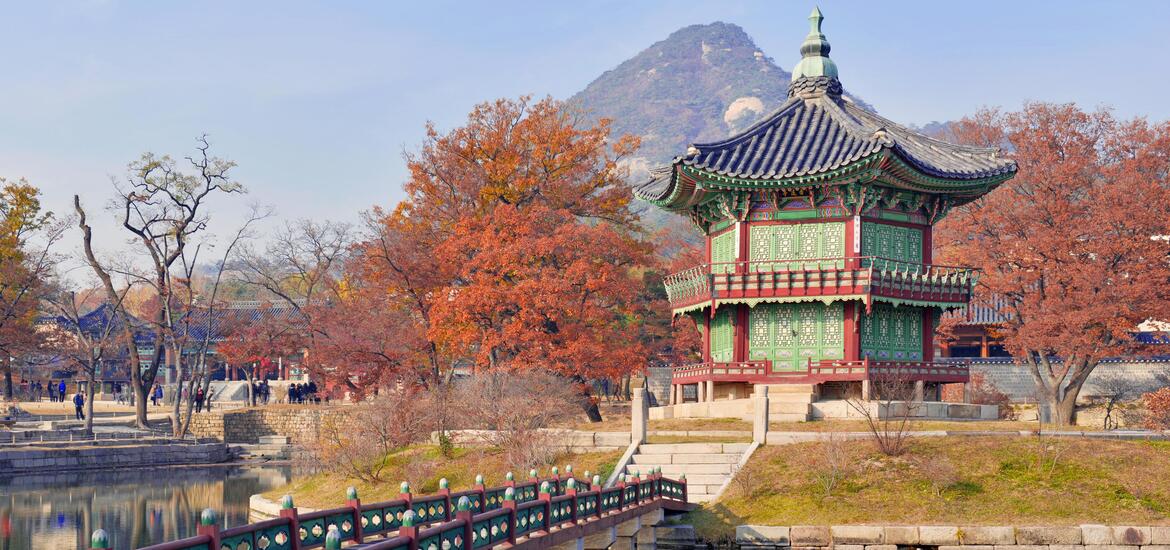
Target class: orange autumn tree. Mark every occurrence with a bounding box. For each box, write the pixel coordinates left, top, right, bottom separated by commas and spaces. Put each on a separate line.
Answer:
430, 204, 650, 380
331, 96, 655, 419
936, 102, 1170, 426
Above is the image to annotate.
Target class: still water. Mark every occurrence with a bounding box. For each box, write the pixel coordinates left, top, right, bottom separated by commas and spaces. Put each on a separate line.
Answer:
0, 463, 295, 550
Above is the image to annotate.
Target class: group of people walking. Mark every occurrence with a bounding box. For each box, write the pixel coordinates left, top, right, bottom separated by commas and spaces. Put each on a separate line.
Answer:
29, 380, 69, 403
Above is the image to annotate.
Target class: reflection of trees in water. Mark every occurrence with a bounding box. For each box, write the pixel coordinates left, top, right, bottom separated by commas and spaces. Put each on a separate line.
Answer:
0, 465, 294, 550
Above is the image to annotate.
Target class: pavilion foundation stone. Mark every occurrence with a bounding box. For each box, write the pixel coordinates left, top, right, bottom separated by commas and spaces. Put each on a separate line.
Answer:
734, 525, 1170, 550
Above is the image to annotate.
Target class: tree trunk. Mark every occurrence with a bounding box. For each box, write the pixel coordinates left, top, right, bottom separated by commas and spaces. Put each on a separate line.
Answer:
3, 362, 13, 400
84, 373, 96, 436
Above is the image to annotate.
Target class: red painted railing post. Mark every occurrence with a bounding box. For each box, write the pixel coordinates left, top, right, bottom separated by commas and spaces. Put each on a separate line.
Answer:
401, 480, 414, 506
538, 482, 552, 533
680, 475, 688, 503
197, 508, 221, 550
400, 510, 420, 550
592, 475, 603, 518
528, 468, 539, 485
565, 478, 578, 524
502, 487, 518, 545
279, 496, 301, 550
346, 487, 363, 544
438, 478, 451, 520
551, 466, 561, 494
616, 478, 626, 509
474, 474, 486, 512
455, 496, 473, 550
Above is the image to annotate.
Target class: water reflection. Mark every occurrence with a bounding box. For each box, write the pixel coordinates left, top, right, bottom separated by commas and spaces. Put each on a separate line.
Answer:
0, 463, 295, 550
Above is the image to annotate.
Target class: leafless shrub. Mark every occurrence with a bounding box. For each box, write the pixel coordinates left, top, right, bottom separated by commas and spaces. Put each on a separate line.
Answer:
967, 372, 1018, 420
1092, 374, 1140, 430
730, 460, 761, 498
913, 454, 959, 497
309, 390, 433, 482
453, 371, 579, 469
846, 369, 919, 457
790, 433, 854, 499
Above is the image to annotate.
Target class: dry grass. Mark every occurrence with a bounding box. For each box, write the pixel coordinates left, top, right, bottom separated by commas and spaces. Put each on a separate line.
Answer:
685, 436, 1170, 541
266, 445, 623, 509
767, 419, 1105, 433
577, 416, 752, 433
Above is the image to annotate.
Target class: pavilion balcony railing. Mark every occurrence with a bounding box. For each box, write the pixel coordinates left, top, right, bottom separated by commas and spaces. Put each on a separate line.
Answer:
670, 358, 969, 384
663, 256, 978, 309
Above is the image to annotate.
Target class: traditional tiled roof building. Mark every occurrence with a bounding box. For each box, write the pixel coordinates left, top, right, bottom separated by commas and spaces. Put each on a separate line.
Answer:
637, 8, 1017, 403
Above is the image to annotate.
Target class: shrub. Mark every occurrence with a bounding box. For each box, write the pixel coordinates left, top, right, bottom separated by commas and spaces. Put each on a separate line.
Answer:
309, 390, 433, 482
1141, 387, 1170, 430
453, 371, 579, 468
967, 372, 1017, 420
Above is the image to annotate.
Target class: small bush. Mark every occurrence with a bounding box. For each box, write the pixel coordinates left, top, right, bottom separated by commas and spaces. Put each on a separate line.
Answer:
309, 390, 433, 482
1141, 387, 1170, 429
967, 372, 1017, 420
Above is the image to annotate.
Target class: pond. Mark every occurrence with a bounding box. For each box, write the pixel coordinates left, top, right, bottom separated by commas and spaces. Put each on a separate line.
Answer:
0, 463, 295, 550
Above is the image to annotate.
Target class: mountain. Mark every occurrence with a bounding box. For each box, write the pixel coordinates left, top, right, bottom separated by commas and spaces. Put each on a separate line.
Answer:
571, 22, 872, 186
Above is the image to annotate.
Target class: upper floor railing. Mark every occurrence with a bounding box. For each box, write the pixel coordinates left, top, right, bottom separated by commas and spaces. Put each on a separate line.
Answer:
663, 256, 978, 309
104, 468, 688, 550
670, 358, 969, 384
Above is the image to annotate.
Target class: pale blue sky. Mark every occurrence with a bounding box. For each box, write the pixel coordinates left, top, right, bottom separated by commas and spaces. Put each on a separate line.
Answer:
2, 0, 1168, 249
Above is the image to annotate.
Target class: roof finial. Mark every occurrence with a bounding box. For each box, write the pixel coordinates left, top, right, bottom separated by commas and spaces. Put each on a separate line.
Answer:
791, 6, 838, 82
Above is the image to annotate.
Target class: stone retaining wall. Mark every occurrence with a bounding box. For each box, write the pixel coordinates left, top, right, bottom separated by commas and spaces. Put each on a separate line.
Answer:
188, 407, 345, 444
0, 442, 228, 473
735, 525, 1170, 550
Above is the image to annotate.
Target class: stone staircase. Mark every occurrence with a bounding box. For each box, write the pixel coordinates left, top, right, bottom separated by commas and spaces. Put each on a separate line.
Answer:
230, 435, 292, 461
759, 383, 816, 422
625, 442, 751, 504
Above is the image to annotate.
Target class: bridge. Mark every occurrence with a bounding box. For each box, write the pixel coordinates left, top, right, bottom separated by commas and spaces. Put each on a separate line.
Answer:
87, 470, 691, 550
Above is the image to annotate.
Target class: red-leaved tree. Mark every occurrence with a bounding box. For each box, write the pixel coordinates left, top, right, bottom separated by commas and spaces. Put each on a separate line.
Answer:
936, 102, 1170, 426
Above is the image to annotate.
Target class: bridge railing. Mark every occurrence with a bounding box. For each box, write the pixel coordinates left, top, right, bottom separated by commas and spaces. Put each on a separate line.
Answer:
100, 467, 685, 550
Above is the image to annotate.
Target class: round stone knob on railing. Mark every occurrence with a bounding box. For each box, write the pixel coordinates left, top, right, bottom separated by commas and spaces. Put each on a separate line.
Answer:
583, 470, 590, 481
539, 481, 551, 494
529, 468, 538, 479
504, 487, 515, 501
280, 495, 295, 510
565, 465, 572, 474
325, 525, 341, 550
551, 467, 559, 476
475, 474, 484, 485
457, 496, 471, 511
402, 510, 417, 527
593, 475, 601, 487
505, 471, 514, 481
200, 508, 218, 526
90, 529, 110, 549
346, 486, 358, 500
566, 478, 576, 490
439, 478, 449, 490
400, 481, 411, 495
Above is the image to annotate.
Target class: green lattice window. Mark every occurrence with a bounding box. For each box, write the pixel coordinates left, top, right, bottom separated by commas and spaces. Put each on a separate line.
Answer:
859, 303, 924, 361
710, 307, 734, 362
860, 222, 923, 266
749, 222, 844, 270
711, 229, 736, 274
748, 302, 845, 371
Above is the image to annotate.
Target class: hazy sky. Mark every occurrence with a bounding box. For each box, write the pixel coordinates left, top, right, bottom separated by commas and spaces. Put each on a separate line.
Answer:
3, 0, 1169, 253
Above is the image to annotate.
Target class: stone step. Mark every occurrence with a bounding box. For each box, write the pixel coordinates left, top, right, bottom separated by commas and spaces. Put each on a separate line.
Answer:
668, 453, 741, 464
629, 452, 741, 465
632, 473, 725, 486
638, 443, 744, 454
689, 494, 716, 503
758, 383, 815, 394
767, 401, 812, 414
257, 435, 290, 445
655, 463, 735, 475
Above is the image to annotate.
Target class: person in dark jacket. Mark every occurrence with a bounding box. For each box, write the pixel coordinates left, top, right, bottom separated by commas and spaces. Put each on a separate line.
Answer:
73, 392, 85, 420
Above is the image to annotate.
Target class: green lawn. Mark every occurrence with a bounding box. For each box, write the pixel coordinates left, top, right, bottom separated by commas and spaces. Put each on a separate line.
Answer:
685, 436, 1170, 541
267, 445, 623, 509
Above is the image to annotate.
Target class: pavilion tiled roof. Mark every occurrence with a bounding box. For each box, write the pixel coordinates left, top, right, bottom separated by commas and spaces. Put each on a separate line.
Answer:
635, 8, 1016, 204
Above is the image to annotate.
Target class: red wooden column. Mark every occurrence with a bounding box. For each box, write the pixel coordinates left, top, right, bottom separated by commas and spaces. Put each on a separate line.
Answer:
733, 221, 750, 363
844, 215, 862, 360
922, 222, 936, 362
